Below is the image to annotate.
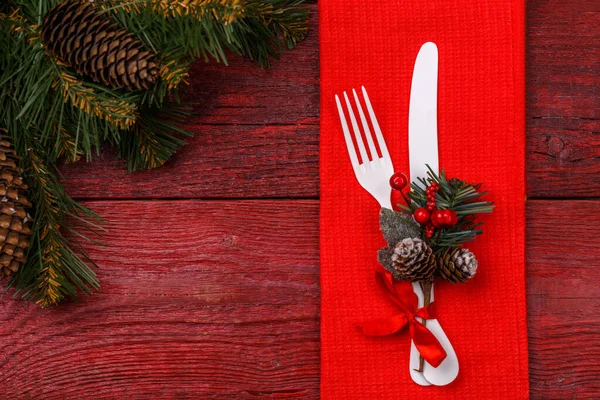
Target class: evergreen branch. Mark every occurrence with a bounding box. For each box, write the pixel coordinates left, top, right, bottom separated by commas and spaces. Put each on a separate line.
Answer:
118, 103, 192, 170
55, 127, 82, 163
104, 0, 309, 67
101, 0, 246, 24
10, 142, 101, 307
51, 62, 139, 131
405, 165, 494, 250
0, 7, 35, 35
159, 59, 190, 90
228, 0, 309, 66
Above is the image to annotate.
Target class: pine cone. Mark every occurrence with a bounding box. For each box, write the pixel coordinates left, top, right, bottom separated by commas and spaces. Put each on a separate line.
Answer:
0, 132, 32, 279
41, 0, 158, 92
437, 247, 478, 283
390, 238, 436, 281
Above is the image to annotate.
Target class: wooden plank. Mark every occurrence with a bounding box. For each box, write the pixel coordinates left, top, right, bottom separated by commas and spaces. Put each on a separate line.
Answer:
0, 200, 320, 399
527, 200, 600, 398
526, 0, 600, 197
1, 200, 598, 398
61, 124, 319, 200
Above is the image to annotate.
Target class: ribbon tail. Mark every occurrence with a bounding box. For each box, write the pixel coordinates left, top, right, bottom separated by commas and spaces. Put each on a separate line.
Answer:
410, 320, 447, 368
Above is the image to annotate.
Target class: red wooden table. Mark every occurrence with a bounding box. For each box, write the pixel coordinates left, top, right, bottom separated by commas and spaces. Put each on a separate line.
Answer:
1, 1, 599, 398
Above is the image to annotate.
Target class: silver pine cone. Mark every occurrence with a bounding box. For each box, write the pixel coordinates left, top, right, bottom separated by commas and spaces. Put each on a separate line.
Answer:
453, 248, 478, 278
438, 247, 478, 283
390, 238, 436, 281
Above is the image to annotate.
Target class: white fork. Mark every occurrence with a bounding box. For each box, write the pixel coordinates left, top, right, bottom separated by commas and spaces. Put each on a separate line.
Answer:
335, 86, 431, 386
335, 87, 394, 208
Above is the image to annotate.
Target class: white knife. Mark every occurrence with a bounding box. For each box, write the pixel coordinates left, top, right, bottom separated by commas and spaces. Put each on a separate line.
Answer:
408, 42, 459, 386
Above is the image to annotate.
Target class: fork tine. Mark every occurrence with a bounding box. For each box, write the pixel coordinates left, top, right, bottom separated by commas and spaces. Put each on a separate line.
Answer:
343, 91, 369, 165
335, 95, 360, 169
361, 86, 391, 161
352, 88, 379, 162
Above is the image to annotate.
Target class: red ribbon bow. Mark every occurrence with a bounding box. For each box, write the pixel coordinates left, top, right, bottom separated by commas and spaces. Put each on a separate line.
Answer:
357, 269, 447, 368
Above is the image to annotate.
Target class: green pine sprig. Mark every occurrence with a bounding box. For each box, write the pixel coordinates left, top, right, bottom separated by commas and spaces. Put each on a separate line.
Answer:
399, 165, 494, 252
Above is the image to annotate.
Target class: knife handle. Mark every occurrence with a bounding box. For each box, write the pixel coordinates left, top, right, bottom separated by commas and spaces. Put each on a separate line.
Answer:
411, 282, 459, 386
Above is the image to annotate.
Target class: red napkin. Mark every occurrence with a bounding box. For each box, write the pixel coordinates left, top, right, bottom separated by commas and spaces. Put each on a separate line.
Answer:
319, 0, 528, 398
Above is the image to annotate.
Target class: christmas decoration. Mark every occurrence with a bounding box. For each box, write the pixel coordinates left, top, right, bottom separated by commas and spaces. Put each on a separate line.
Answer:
424, 223, 435, 239
367, 165, 493, 370
0, 131, 32, 279
437, 247, 478, 283
425, 181, 439, 211
431, 209, 458, 229
389, 172, 408, 191
391, 238, 436, 281
413, 207, 430, 224
0, 0, 309, 306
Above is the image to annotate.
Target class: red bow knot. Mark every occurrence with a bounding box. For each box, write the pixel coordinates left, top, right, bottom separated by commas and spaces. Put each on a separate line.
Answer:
357, 269, 447, 368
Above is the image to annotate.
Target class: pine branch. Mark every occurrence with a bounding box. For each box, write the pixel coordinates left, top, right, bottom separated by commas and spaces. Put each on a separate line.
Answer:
405, 166, 494, 251
9, 141, 101, 307
51, 62, 139, 131
227, 0, 309, 66
101, 0, 246, 24
118, 102, 192, 170
55, 127, 83, 164
159, 58, 191, 90
103, 0, 309, 67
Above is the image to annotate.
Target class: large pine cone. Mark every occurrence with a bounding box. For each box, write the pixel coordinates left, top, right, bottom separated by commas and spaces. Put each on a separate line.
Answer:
390, 238, 436, 281
41, 0, 158, 91
0, 133, 32, 279
437, 247, 478, 283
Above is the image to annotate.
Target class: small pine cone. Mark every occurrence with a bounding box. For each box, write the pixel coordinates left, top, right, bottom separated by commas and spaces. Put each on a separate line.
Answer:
41, 0, 158, 92
437, 247, 478, 283
0, 132, 33, 279
390, 238, 437, 281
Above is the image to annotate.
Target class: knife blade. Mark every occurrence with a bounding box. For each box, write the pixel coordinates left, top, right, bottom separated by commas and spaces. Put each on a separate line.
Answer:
409, 42, 439, 182
407, 42, 459, 387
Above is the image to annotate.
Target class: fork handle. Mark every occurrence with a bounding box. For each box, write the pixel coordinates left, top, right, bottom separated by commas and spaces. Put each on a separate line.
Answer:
379, 198, 393, 210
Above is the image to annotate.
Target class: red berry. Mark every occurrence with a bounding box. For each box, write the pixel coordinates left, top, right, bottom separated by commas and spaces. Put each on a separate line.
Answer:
413, 207, 431, 224
431, 210, 444, 228
431, 209, 458, 228
389, 173, 408, 191
425, 223, 435, 238
448, 210, 458, 226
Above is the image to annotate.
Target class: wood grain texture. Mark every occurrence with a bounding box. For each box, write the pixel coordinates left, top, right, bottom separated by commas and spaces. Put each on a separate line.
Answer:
526, 201, 600, 399
0, 201, 320, 399
1, 201, 598, 398
526, 0, 600, 197
60, 124, 319, 200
